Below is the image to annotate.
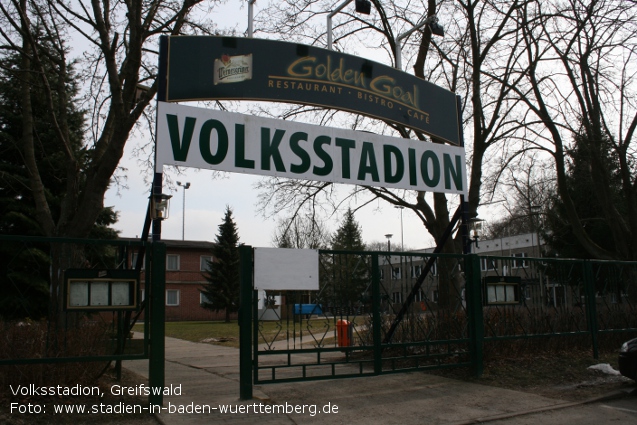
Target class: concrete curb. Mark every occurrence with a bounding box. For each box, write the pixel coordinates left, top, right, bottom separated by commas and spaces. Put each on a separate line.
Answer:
448, 387, 635, 425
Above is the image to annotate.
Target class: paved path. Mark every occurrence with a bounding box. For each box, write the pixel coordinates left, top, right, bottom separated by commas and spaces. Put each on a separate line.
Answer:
124, 336, 627, 425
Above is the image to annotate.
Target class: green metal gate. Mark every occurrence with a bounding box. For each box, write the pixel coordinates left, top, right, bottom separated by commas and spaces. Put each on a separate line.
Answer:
239, 247, 480, 397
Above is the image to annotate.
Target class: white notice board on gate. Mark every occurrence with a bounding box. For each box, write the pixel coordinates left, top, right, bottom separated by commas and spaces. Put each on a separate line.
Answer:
253, 248, 319, 291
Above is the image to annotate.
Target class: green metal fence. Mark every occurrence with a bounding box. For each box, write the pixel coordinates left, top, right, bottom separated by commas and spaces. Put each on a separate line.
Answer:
0, 235, 166, 404
477, 255, 637, 359
240, 248, 637, 395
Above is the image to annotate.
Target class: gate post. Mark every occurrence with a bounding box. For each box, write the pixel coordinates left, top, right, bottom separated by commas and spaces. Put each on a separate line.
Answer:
148, 241, 166, 407
464, 254, 484, 377
239, 245, 253, 400
371, 253, 382, 374
583, 260, 599, 359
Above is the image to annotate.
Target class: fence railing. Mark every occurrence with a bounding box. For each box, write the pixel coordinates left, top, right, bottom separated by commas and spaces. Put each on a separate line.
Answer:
468, 255, 637, 359
0, 234, 164, 405
244, 248, 637, 392
0, 235, 151, 370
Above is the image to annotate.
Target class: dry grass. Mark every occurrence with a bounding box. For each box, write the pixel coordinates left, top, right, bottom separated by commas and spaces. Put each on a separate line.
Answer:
0, 319, 112, 389
428, 348, 636, 401
0, 319, 158, 425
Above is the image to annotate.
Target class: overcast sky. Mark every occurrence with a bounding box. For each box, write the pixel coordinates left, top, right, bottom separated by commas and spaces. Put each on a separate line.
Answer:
103, 0, 502, 250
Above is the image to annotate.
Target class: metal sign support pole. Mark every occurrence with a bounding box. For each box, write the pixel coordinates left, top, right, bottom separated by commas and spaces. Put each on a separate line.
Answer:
239, 245, 254, 400
148, 35, 168, 407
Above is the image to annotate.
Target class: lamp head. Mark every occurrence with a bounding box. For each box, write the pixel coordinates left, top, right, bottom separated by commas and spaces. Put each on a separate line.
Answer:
355, 0, 371, 15
151, 193, 172, 220
468, 218, 484, 239
429, 21, 444, 37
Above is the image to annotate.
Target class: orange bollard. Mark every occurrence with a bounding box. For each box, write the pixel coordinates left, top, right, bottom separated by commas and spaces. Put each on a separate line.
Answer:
337, 319, 351, 347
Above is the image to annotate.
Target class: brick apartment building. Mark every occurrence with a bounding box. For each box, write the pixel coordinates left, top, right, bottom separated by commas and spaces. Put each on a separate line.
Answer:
379, 232, 546, 309
125, 238, 237, 322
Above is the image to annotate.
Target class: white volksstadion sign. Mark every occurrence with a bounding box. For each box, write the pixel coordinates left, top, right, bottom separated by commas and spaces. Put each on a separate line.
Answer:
156, 102, 467, 195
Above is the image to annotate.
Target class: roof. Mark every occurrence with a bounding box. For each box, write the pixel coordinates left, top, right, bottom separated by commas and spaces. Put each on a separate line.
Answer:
118, 237, 215, 250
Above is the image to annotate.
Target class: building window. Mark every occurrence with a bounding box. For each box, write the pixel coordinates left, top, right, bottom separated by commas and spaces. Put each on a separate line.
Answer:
166, 289, 180, 306
512, 253, 527, 269
166, 254, 180, 271
523, 286, 531, 300
481, 258, 497, 272
415, 290, 425, 302
131, 252, 144, 269
411, 262, 437, 277
200, 292, 211, 305
411, 265, 421, 278
200, 256, 212, 271
379, 268, 385, 280
432, 290, 439, 303
392, 292, 402, 304
392, 267, 401, 279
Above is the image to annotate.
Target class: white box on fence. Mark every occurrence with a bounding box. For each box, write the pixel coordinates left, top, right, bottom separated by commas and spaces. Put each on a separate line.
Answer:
254, 248, 319, 290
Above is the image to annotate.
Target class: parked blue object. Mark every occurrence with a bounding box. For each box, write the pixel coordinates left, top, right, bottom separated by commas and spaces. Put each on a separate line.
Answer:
294, 304, 323, 315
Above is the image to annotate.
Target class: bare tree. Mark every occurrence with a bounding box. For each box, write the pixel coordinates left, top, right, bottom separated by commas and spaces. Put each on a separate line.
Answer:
0, 0, 224, 318
0, 0, 224, 238
484, 155, 556, 239
272, 210, 330, 249
508, 0, 637, 260
253, 0, 530, 306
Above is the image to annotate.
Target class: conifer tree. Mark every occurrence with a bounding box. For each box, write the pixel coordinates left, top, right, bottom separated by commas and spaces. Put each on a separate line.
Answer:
324, 209, 369, 313
201, 206, 240, 322
331, 209, 366, 252
0, 47, 118, 319
544, 129, 624, 259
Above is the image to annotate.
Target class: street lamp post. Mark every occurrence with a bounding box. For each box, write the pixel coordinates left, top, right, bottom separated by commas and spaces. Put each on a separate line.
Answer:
395, 15, 444, 70
384, 233, 393, 274
327, 0, 371, 50
247, 0, 257, 37
394, 206, 404, 251
530, 205, 542, 258
176, 181, 190, 240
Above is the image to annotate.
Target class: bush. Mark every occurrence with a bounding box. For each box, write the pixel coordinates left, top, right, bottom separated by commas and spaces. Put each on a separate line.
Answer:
0, 319, 111, 391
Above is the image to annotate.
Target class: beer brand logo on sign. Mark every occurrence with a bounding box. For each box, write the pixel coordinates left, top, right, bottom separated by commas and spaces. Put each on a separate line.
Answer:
214, 54, 252, 85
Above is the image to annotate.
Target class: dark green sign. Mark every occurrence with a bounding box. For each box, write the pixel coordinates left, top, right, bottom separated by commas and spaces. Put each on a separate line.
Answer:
166, 36, 460, 146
